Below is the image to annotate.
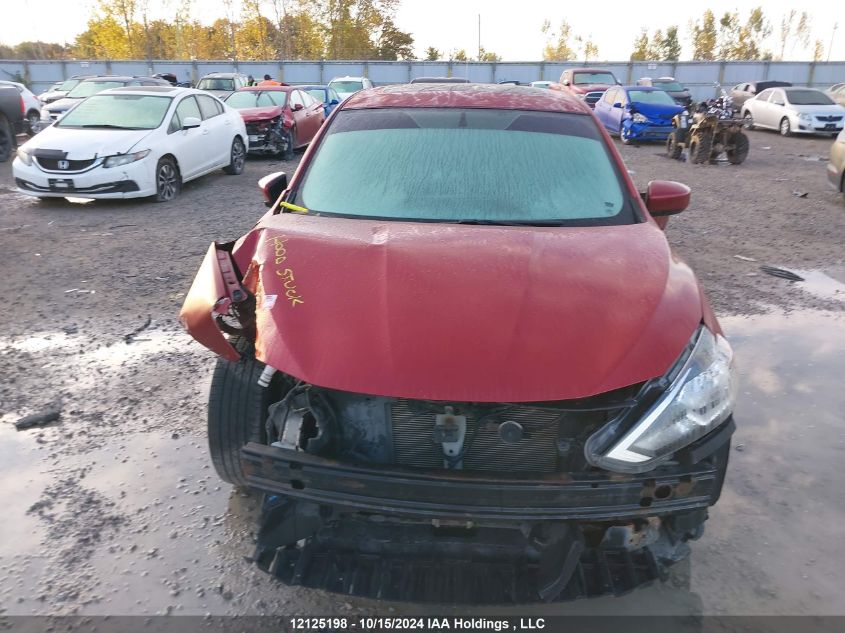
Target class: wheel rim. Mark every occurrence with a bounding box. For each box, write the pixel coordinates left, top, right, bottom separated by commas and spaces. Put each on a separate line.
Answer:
232, 139, 245, 171
158, 163, 177, 200
744, 114, 752, 128
781, 119, 789, 135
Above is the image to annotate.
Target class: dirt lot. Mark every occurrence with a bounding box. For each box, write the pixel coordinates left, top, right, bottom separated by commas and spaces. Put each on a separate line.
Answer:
0, 128, 844, 620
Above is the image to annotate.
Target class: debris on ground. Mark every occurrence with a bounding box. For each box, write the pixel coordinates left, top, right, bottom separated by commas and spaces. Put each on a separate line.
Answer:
734, 255, 757, 262
759, 265, 805, 282
792, 191, 809, 198
15, 408, 61, 430
124, 316, 152, 343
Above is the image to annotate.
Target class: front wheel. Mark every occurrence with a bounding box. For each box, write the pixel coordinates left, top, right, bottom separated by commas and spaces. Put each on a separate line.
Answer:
666, 131, 682, 159
620, 122, 634, 145
223, 136, 246, 174
207, 337, 280, 486
26, 111, 40, 137
726, 132, 750, 164
779, 117, 792, 137
154, 157, 181, 202
0, 114, 13, 162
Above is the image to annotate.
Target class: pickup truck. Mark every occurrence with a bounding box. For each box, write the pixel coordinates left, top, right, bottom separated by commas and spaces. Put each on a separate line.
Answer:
0, 85, 24, 162
554, 68, 621, 109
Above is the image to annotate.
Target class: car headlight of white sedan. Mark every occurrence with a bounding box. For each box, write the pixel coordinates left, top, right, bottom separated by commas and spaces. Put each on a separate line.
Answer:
586, 326, 737, 473
103, 149, 151, 168
16, 148, 32, 165
798, 113, 812, 122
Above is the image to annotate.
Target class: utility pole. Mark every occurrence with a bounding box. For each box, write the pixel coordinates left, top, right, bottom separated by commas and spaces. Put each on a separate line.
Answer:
828, 23, 838, 63
478, 14, 481, 61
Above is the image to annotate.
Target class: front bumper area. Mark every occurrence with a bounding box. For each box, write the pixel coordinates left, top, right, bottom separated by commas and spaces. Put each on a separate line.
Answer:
13, 156, 156, 199
16, 176, 140, 196
242, 432, 729, 522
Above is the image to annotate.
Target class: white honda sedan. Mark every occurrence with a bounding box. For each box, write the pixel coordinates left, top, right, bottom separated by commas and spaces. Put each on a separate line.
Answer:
13, 86, 247, 202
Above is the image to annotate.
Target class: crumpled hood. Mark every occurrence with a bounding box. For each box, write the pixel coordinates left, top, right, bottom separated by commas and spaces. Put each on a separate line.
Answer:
237, 106, 285, 123
233, 215, 703, 402
22, 126, 152, 160
629, 101, 685, 122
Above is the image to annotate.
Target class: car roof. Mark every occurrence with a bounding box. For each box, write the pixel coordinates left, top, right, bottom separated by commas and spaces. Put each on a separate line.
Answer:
570, 68, 614, 72
235, 86, 293, 92
330, 76, 367, 81
342, 83, 590, 114
78, 76, 168, 83
200, 72, 243, 78
100, 86, 193, 97
298, 85, 327, 89
621, 85, 664, 91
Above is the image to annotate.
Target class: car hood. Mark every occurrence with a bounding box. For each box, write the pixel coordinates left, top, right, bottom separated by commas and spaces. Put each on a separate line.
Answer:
22, 126, 153, 159
45, 96, 84, 113
572, 83, 614, 93
39, 90, 67, 103
232, 215, 703, 402
202, 90, 234, 98
237, 106, 285, 122
629, 101, 685, 120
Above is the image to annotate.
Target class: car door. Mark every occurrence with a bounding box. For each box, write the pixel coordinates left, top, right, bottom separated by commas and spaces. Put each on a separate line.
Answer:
299, 90, 325, 140
766, 89, 787, 128
288, 90, 312, 147
612, 88, 627, 133
196, 93, 231, 167
593, 88, 614, 131
750, 89, 773, 127
166, 96, 206, 179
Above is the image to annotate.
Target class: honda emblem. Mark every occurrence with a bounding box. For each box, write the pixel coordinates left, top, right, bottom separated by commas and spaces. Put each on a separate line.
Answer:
57, 160, 70, 170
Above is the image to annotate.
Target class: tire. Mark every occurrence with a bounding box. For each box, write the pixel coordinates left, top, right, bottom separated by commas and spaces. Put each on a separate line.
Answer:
26, 110, 40, 137
282, 128, 295, 160
154, 156, 181, 202
666, 131, 682, 159
0, 114, 13, 162
620, 123, 633, 145
223, 136, 245, 175
742, 112, 755, 130
726, 132, 750, 164
779, 117, 791, 137
207, 337, 280, 486
689, 132, 713, 164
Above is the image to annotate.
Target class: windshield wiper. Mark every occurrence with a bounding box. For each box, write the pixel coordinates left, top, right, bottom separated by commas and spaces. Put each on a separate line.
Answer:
78, 124, 143, 129
450, 219, 566, 226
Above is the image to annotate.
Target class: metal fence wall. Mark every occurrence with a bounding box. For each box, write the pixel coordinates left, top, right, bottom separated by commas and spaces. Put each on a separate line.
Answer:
2, 59, 843, 100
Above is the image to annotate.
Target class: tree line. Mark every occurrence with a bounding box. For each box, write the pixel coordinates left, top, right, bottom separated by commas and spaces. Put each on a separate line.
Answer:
542, 8, 830, 62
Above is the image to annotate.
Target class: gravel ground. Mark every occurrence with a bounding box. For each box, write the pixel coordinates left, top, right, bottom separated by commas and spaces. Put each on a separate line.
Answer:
0, 128, 844, 620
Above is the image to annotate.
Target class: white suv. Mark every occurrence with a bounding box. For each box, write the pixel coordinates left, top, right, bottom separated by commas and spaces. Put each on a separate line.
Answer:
327, 76, 373, 101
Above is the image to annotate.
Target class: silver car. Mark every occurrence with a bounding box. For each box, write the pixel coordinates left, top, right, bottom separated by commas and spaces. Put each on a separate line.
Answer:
741, 87, 845, 137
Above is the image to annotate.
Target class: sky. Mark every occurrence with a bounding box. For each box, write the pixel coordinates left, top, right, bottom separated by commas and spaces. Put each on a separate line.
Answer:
2, 0, 843, 61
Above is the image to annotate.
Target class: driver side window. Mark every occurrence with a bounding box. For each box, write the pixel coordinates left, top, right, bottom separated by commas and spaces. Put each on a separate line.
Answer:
169, 96, 202, 134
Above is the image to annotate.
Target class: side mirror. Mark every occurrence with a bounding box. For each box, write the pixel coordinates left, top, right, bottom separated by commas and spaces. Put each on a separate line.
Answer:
329, 99, 339, 105
562, 79, 570, 86
613, 102, 622, 108
182, 116, 201, 130
258, 171, 288, 207
643, 180, 690, 217
293, 103, 304, 111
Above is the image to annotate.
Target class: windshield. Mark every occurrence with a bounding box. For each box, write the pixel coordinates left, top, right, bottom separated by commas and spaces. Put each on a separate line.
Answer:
306, 89, 327, 102
653, 80, 684, 91
225, 90, 287, 108
786, 90, 834, 106
58, 79, 81, 92
330, 81, 364, 93
294, 108, 632, 226
627, 90, 677, 105
57, 94, 172, 129
197, 78, 234, 91
573, 72, 616, 85
67, 80, 124, 98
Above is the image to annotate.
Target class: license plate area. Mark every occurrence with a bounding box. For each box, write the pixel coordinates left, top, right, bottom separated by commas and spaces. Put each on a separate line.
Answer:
48, 178, 74, 190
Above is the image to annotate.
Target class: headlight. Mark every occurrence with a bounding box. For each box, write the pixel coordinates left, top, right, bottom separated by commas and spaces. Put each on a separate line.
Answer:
103, 149, 151, 168
632, 113, 649, 123
798, 113, 812, 122
16, 148, 32, 165
586, 327, 737, 473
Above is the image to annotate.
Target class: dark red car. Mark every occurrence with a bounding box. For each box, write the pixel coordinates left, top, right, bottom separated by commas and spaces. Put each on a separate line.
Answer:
180, 84, 737, 603
554, 67, 621, 108
223, 86, 325, 159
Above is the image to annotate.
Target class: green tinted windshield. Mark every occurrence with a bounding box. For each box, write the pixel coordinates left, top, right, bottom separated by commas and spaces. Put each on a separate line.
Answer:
295, 108, 631, 225
306, 89, 328, 102
67, 80, 124, 98
58, 79, 82, 91
653, 80, 684, 91
573, 72, 616, 85
330, 81, 364, 93
627, 90, 677, 105
225, 90, 287, 108
197, 78, 234, 91
57, 94, 172, 129
786, 90, 834, 105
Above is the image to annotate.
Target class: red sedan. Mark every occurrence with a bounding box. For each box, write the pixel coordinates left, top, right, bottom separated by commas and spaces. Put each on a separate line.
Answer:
181, 84, 736, 603
223, 86, 324, 159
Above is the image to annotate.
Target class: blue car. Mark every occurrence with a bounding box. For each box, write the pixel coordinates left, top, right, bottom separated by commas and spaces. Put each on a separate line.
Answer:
299, 85, 342, 118
594, 86, 684, 144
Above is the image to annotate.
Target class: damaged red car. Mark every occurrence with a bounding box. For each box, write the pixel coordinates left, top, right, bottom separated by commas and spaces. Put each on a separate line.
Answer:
223, 86, 325, 160
181, 84, 737, 604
